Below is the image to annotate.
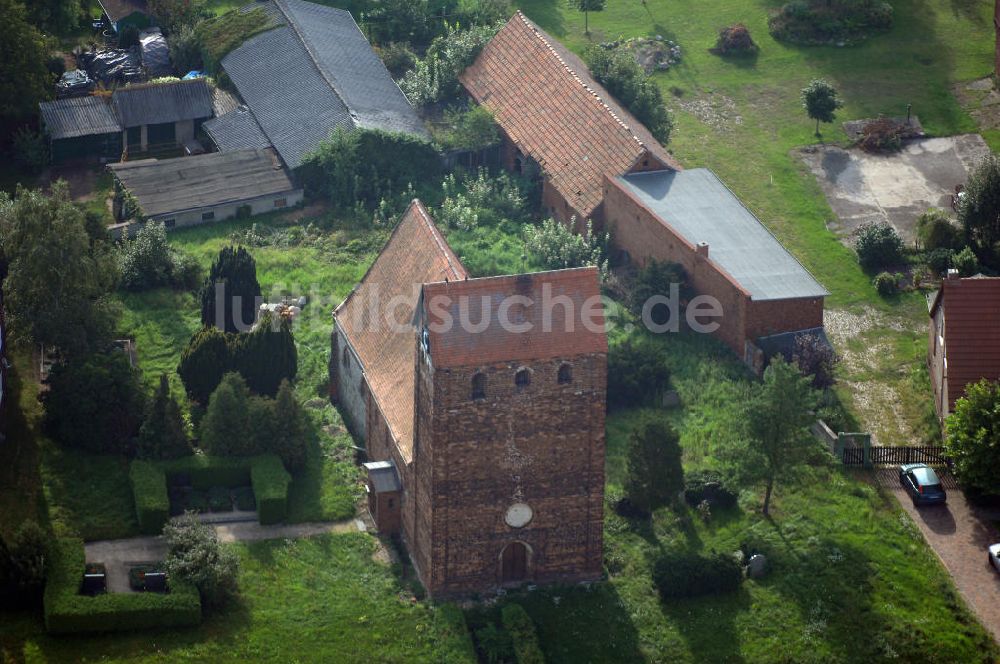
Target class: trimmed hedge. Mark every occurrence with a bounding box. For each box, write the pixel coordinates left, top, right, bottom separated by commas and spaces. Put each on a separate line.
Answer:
44, 538, 201, 634
129, 455, 291, 530
652, 550, 743, 599
130, 460, 170, 535
500, 603, 545, 664
250, 455, 292, 525
436, 604, 479, 662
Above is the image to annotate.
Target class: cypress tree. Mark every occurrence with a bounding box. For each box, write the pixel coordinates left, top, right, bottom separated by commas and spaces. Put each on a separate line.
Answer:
178, 325, 232, 404
234, 313, 298, 397
200, 373, 253, 456
199, 245, 262, 334
137, 374, 191, 460
625, 418, 684, 514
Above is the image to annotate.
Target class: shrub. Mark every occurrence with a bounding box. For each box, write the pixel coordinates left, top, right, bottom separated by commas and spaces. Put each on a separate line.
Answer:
607, 339, 671, 410
162, 456, 252, 490
768, 0, 893, 45
399, 22, 501, 107
199, 245, 261, 334
434, 105, 500, 153
378, 41, 417, 77
683, 470, 737, 509
584, 44, 673, 144
474, 622, 514, 664
953, 246, 980, 277
651, 550, 743, 599
790, 332, 839, 389
300, 127, 441, 212
163, 514, 239, 608
437, 169, 530, 230
1, 520, 50, 608
118, 222, 199, 291
712, 23, 758, 55
130, 461, 170, 534
925, 247, 955, 276
169, 25, 202, 73
858, 117, 903, 153
43, 351, 145, 455
958, 154, 1000, 267
44, 538, 201, 634
854, 221, 904, 272
12, 126, 49, 171
178, 325, 233, 404
945, 379, 1000, 496
524, 218, 608, 276
629, 259, 690, 326
916, 208, 962, 251
251, 455, 292, 524
872, 271, 899, 297
269, 380, 308, 472
500, 603, 545, 664
625, 417, 683, 514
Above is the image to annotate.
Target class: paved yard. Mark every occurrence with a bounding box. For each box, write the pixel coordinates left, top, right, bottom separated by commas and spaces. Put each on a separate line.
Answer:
873, 469, 1000, 643
799, 134, 990, 244
85, 519, 361, 593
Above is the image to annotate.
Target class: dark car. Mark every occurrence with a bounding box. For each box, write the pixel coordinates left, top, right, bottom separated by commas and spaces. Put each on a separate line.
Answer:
899, 463, 947, 505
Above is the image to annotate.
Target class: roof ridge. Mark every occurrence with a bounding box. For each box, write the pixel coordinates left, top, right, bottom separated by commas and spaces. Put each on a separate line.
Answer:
272, 0, 356, 126
514, 11, 647, 152
410, 199, 467, 281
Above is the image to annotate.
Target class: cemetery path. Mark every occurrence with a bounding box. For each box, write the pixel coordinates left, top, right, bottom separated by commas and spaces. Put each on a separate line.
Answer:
85, 519, 362, 593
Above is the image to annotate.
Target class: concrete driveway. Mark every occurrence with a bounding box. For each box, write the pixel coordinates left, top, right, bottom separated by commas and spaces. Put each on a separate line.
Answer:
872, 469, 1000, 643
799, 134, 990, 244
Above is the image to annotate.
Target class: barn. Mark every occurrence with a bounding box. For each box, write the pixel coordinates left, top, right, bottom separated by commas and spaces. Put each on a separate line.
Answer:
39, 96, 123, 164
112, 78, 213, 155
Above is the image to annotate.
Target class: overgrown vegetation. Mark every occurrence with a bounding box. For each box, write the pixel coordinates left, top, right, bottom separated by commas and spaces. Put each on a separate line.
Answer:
524, 218, 607, 275
193, 7, 273, 74
957, 153, 1000, 269
399, 22, 501, 107
769, 0, 893, 45
945, 378, 1000, 496
584, 43, 673, 144
163, 513, 240, 608
118, 221, 202, 291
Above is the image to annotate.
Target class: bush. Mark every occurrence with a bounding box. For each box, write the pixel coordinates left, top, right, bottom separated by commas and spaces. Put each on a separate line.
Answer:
200, 373, 254, 456
301, 127, 442, 212
251, 455, 292, 524
854, 221, 904, 272
12, 126, 49, 171
628, 259, 690, 326
683, 470, 737, 509
0, 520, 50, 608
625, 417, 684, 514
925, 247, 955, 276
768, 0, 893, 45
43, 351, 146, 455
953, 246, 980, 276
231, 313, 298, 397
437, 168, 530, 231
169, 25, 202, 73
44, 538, 201, 634
118, 222, 200, 291
130, 461, 170, 534
872, 271, 899, 297
378, 41, 417, 77
399, 22, 501, 107
163, 514, 239, 608
474, 622, 514, 664
790, 333, 839, 389
712, 23, 758, 55
607, 339, 671, 410
584, 43, 673, 144
524, 218, 607, 276
945, 379, 1000, 496
434, 105, 500, 153
652, 550, 743, 599
958, 154, 1000, 267
269, 380, 308, 472
916, 208, 961, 251
500, 603, 544, 664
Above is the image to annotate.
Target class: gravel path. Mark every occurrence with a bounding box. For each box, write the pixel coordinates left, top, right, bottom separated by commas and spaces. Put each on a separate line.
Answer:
85, 519, 361, 593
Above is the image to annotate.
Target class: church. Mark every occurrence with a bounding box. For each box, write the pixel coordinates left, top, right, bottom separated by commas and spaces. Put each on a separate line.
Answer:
330, 200, 607, 596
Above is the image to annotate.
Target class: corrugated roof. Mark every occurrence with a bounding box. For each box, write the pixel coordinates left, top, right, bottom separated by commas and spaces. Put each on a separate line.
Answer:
420, 267, 608, 368
203, 107, 272, 152
112, 78, 214, 128
614, 169, 829, 301
39, 96, 121, 139
108, 148, 298, 218
459, 12, 681, 220
930, 276, 1000, 411
335, 200, 468, 461
221, 25, 353, 169
278, 0, 428, 138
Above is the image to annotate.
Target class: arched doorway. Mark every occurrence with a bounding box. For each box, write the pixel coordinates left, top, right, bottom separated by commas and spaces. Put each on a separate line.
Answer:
500, 541, 529, 584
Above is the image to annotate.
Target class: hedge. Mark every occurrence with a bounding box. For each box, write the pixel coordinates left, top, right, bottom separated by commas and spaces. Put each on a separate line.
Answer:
435, 604, 478, 663
44, 538, 201, 634
500, 603, 545, 664
250, 455, 291, 525
129, 455, 291, 531
652, 550, 743, 600
130, 460, 170, 535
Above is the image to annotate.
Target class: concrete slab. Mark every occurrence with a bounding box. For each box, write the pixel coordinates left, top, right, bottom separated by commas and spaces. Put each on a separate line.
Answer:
799, 134, 990, 244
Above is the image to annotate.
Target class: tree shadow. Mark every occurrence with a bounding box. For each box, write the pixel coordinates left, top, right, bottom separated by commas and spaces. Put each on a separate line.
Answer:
659, 589, 752, 663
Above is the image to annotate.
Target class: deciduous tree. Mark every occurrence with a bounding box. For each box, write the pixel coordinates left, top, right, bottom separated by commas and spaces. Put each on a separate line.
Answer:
801, 79, 842, 136
0, 0, 51, 132
568, 0, 605, 34
945, 379, 1000, 496
957, 153, 1000, 267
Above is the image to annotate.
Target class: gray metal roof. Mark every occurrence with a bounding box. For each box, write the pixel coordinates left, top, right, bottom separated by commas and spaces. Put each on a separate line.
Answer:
363, 461, 401, 493
39, 96, 121, 140
279, 0, 428, 137
203, 107, 272, 152
616, 169, 829, 301
108, 149, 298, 218
221, 25, 353, 169
112, 78, 213, 128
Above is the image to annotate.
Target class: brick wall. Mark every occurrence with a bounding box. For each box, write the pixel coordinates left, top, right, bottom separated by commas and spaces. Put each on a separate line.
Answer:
744, 297, 824, 341
413, 349, 606, 596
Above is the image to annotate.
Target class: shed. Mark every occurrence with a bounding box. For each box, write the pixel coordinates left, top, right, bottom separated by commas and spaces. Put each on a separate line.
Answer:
362, 461, 401, 534
112, 78, 213, 152
108, 148, 302, 233
39, 96, 122, 163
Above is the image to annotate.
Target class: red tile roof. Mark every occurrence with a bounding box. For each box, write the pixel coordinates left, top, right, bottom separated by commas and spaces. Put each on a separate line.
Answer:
335, 200, 467, 459
930, 275, 1000, 410
459, 12, 681, 220
420, 267, 607, 368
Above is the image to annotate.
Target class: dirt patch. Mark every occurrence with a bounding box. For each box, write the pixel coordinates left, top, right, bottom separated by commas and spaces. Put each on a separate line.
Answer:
674, 93, 743, 131
798, 134, 989, 245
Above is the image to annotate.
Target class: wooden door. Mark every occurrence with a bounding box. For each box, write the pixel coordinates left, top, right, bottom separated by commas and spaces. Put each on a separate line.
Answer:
501, 542, 528, 583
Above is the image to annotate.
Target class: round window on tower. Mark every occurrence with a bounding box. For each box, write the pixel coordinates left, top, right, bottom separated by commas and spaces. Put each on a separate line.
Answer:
505, 503, 533, 528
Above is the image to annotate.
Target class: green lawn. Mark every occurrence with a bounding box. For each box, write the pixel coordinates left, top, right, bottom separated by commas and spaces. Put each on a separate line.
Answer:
0, 533, 476, 663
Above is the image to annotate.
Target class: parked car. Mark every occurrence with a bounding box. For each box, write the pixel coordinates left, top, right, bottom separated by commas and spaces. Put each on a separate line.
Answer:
898, 463, 947, 505
989, 543, 1000, 574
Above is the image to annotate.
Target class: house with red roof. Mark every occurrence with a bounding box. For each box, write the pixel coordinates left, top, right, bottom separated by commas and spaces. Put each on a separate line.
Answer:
459, 11, 681, 231
928, 272, 1000, 421
330, 200, 607, 596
